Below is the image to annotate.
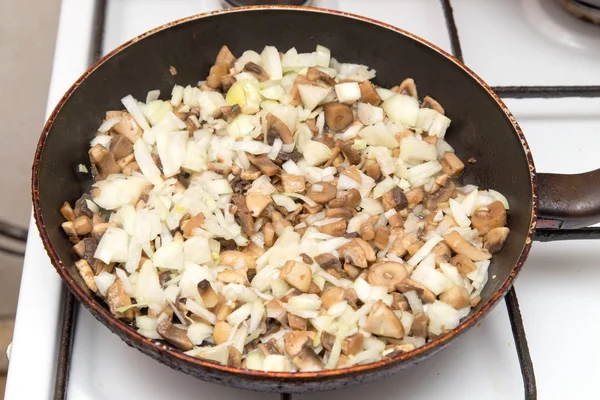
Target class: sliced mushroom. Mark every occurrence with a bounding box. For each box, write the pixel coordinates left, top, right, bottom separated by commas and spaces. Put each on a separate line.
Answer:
390, 292, 409, 311
182, 212, 205, 237
422, 95, 445, 114
431, 241, 451, 266
306, 182, 337, 204
197, 280, 222, 309
280, 260, 313, 293
221, 74, 237, 92
258, 338, 284, 356
439, 286, 471, 309
397, 78, 418, 98
471, 201, 507, 235
227, 346, 242, 368
405, 187, 425, 208
215, 45, 236, 67
109, 111, 142, 143
231, 193, 255, 237
214, 321, 233, 345
89, 144, 120, 179
450, 254, 478, 277
338, 140, 362, 165
60, 202, 76, 221
207, 62, 230, 89
109, 134, 134, 160
264, 222, 276, 247
323, 102, 354, 132
367, 262, 408, 289
306, 67, 336, 86
320, 331, 336, 353
382, 343, 417, 358
326, 207, 356, 221
365, 161, 382, 181
338, 240, 370, 269
74, 259, 98, 293
266, 113, 294, 145
320, 286, 345, 309
221, 104, 241, 119
265, 299, 287, 325
284, 331, 314, 356
242, 61, 269, 81
341, 332, 364, 356
328, 188, 361, 209
300, 253, 314, 265
396, 278, 436, 304
72, 237, 97, 264
444, 231, 492, 262
373, 226, 390, 250
411, 312, 429, 338
358, 81, 381, 105
360, 220, 375, 241
291, 346, 324, 370
354, 238, 377, 262
441, 152, 465, 177
382, 187, 408, 211
363, 300, 405, 339
245, 192, 272, 218
219, 250, 256, 270
214, 299, 236, 321
287, 313, 308, 330
157, 318, 194, 351
106, 278, 133, 322
247, 154, 281, 177
315, 253, 343, 276
424, 176, 456, 210
281, 174, 306, 193
319, 219, 347, 236
73, 216, 93, 235
484, 227, 510, 254
344, 262, 362, 279
217, 269, 249, 285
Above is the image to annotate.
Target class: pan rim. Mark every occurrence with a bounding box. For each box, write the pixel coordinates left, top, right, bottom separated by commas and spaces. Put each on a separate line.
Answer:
31, 4, 537, 382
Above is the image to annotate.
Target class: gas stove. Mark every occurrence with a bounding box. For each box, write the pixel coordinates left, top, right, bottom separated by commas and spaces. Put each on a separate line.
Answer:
5, 1, 600, 399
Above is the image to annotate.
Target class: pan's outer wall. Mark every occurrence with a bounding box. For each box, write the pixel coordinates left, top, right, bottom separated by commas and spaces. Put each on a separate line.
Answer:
33, 8, 535, 393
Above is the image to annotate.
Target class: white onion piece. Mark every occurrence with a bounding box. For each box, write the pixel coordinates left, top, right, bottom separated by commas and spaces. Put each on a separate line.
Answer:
280, 192, 317, 207
335, 82, 361, 104
146, 89, 160, 104
187, 299, 217, 325
236, 150, 250, 170
449, 198, 471, 228
94, 272, 116, 297
267, 138, 283, 160
272, 194, 301, 212
121, 95, 150, 130
133, 140, 163, 186
187, 323, 214, 345
171, 85, 184, 106
408, 234, 443, 266
404, 290, 424, 314
282, 160, 302, 175
488, 189, 510, 209
97, 117, 122, 133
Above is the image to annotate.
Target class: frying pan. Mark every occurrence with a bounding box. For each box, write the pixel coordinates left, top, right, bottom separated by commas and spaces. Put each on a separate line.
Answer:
31, 6, 600, 393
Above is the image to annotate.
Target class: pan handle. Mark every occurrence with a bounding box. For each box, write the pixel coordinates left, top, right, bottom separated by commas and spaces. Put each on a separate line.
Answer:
537, 168, 600, 230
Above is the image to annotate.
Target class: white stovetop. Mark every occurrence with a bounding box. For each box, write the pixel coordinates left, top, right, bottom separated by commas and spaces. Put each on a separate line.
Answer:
6, 0, 600, 399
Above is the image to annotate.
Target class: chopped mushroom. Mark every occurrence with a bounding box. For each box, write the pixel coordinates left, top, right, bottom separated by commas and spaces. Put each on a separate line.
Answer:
74, 259, 98, 293
243, 61, 270, 81
441, 152, 465, 177
306, 182, 337, 204
306, 67, 336, 86
396, 278, 437, 304
266, 113, 294, 145
471, 201, 507, 235
367, 261, 408, 289
291, 346, 324, 370
341, 332, 364, 355
214, 321, 233, 345
382, 343, 417, 357
411, 313, 429, 337
157, 317, 194, 351
109, 134, 134, 160
228, 346, 243, 368
444, 231, 492, 262
197, 280, 222, 309
247, 154, 281, 176
328, 188, 361, 209
287, 313, 308, 330
280, 260, 313, 293
281, 174, 306, 193
324, 102, 354, 132
207, 62, 230, 89
106, 278, 133, 322
396, 78, 418, 98
338, 239, 373, 269
245, 192, 272, 217
424, 175, 456, 210
338, 140, 362, 165
220, 250, 257, 270
484, 227, 510, 253
89, 144, 120, 179
382, 187, 408, 211
319, 219, 347, 236
231, 194, 255, 237
373, 226, 390, 250
109, 111, 142, 143
215, 45, 236, 67
326, 207, 356, 221
358, 81, 381, 105
258, 339, 284, 356
440, 286, 471, 309
363, 300, 405, 339
422, 95, 445, 114
405, 187, 425, 208
284, 331, 314, 356
450, 254, 478, 277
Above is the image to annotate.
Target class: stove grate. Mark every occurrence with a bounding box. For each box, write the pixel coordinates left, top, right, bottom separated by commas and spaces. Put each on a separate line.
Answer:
53, 1, 600, 399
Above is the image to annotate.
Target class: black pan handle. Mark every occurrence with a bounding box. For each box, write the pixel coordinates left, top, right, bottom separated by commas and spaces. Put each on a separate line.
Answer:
534, 169, 600, 241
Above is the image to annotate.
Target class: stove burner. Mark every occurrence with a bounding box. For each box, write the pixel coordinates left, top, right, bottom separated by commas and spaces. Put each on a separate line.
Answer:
562, 0, 600, 24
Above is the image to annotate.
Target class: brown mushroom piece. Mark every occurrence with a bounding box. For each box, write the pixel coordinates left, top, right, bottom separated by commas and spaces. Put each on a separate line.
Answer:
215, 45, 236, 67
284, 331, 314, 356
74, 259, 98, 293
320, 286, 345, 309
89, 144, 120, 179
341, 332, 364, 356
411, 313, 429, 338
328, 188, 361, 209
397, 78, 418, 98
291, 346, 325, 370
266, 113, 294, 145
258, 339, 284, 356
156, 318, 194, 351
245, 191, 272, 217
390, 292, 409, 311
367, 261, 408, 290
323, 102, 354, 132
431, 241, 452, 266
422, 95, 445, 114
440, 286, 471, 310
231, 194, 255, 237
281, 174, 306, 193
213, 321, 233, 345
182, 212, 205, 237
471, 201, 507, 236
424, 175, 456, 210
106, 279, 133, 322
72, 237, 97, 264
219, 250, 257, 270
338, 140, 362, 165
358, 81, 381, 105
287, 313, 308, 331
405, 187, 425, 208
441, 152, 465, 177
382, 187, 408, 211
197, 280, 222, 309
214, 299, 236, 321
360, 220, 375, 241
444, 231, 492, 262
207, 62, 229, 89
382, 343, 417, 358
109, 111, 142, 143
326, 207, 356, 221
306, 182, 337, 204
73, 216, 93, 235
373, 226, 391, 250
484, 227, 510, 254
320, 331, 336, 353
227, 346, 243, 368
280, 260, 313, 293
363, 300, 405, 339
109, 134, 134, 160
450, 253, 478, 277
221, 74, 236, 92
264, 222, 276, 247
338, 240, 368, 269
319, 219, 347, 236
247, 154, 281, 177
315, 253, 343, 276
243, 62, 270, 81
217, 269, 249, 285
396, 278, 437, 304
60, 202, 76, 221
306, 67, 336, 86
221, 104, 241, 119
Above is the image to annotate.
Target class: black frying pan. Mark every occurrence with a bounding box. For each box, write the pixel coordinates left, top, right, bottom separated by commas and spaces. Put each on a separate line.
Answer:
31, 6, 600, 393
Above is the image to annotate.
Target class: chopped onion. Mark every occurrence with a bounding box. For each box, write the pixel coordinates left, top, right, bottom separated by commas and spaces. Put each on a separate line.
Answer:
358, 122, 398, 149
337, 174, 361, 190
133, 140, 163, 186
171, 85, 184, 106
408, 234, 443, 266
449, 198, 471, 228
410, 254, 453, 295
382, 94, 420, 127
370, 146, 396, 176
187, 322, 214, 345
94, 227, 129, 264
404, 290, 424, 314
236, 150, 250, 170
146, 89, 160, 104
98, 117, 122, 133
272, 194, 301, 212
335, 82, 361, 104
282, 160, 302, 175
121, 95, 150, 131
488, 189, 510, 209
268, 138, 283, 160
302, 140, 333, 166
187, 298, 217, 325
297, 84, 333, 111
280, 192, 317, 207
94, 272, 116, 297
232, 140, 271, 155
427, 301, 461, 335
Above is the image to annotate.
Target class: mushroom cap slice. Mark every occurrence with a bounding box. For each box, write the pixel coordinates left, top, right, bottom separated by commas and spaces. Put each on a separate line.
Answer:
363, 300, 405, 339
471, 201, 507, 235
280, 260, 313, 293
367, 261, 408, 289
443, 231, 491, 262
284, 331, 314, 357
266, 113, 294, 145
291, 346, 325, 370
219, 250, 257, 270
306, 182, 337, 204
157, 318, 194, 351
324, 102, 354, 132
439, 285, 471, 309
484, 227, 510, 254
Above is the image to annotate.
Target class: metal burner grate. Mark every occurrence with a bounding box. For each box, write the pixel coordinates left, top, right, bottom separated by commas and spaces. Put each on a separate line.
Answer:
52, 1, 600, 399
